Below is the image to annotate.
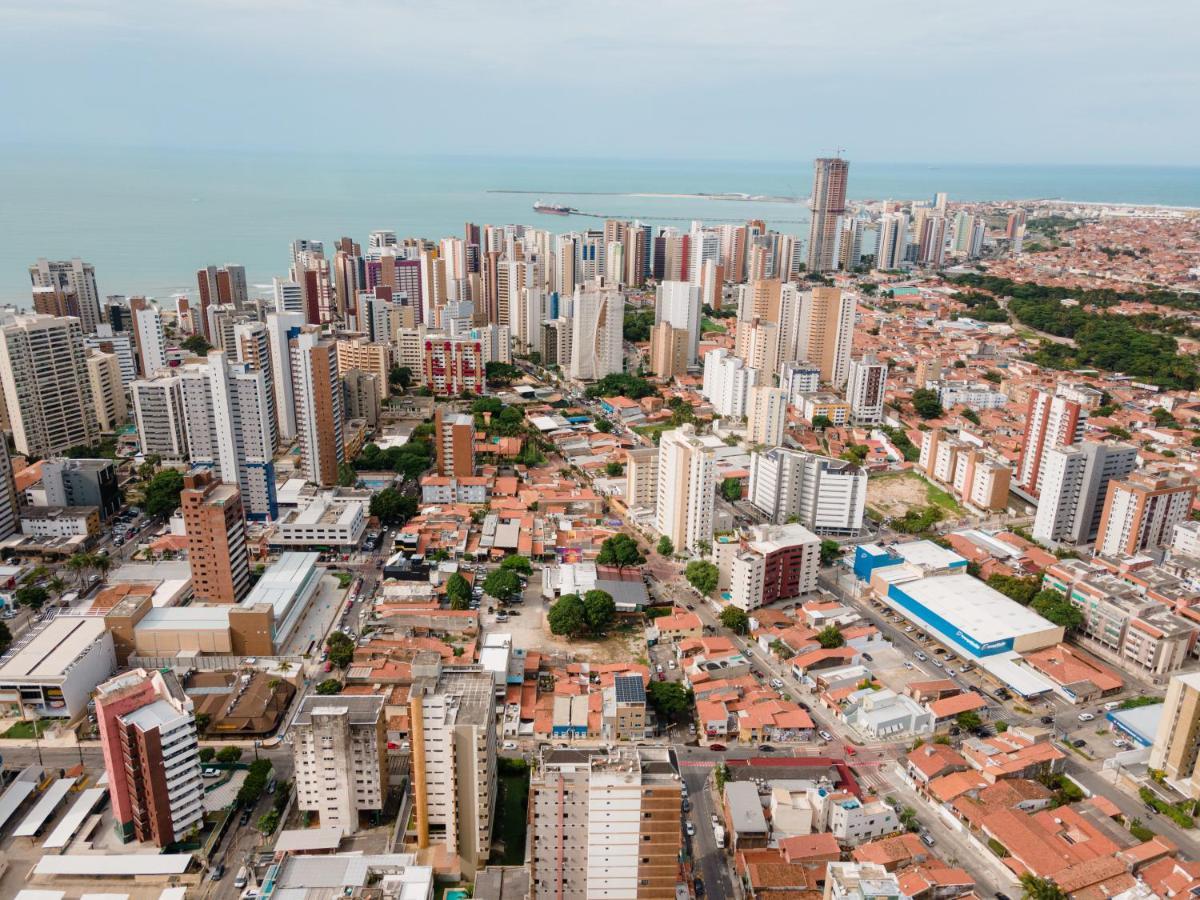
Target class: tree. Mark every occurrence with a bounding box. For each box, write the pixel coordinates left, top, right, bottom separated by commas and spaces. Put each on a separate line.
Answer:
216, 746, 243, 764
485, 361, 522, 384
326, 632, 355, 669
14, 585, 48, 610
0, 622, 10, 654
912, 388, 943, 419
594, 419, 613, 433
899, 806, 920, 832
483, 568, 521, 603
605, 461, 625, 478
720, 606, 749, 634
137, 455, 161, 480
471, 396, 504, 416
685, 561, 719, 596
195, 713, 211, 733
816, 625, 845, 649
181, 334, 212, 355
647, 680, 691, 722
819, 539, 842, 566
1151, 407, 1176, 427
389, 365, 413, 390
500, 556, 533, 576
596, 534, 645, 571
1031, 588, 1084, 630
316, 678, 343, 695
987, 574, 1041, 606
199, 747, 216, 763
656, 536, 675, 557
370, 488, 417, 526
583, 590, 616, 633
956, 711, 983, 732
257, 810, 281, 836
337, 463, 358, 487
811, 415, 833, 430
139, 470, 183, 519
446, 573, 472, 610
720, 477, 742, 502
1019, 873, 1068, 900
548, 593, 587, 637
236, 759, 273, 807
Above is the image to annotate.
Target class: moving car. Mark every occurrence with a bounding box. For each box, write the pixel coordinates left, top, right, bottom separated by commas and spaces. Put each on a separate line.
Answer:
709, 743, 727, 751
818, 730, 833, 741
1078, 712, 1095, 722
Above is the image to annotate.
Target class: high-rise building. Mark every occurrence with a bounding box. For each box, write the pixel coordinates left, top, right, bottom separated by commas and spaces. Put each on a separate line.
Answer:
0, 451, 18, 542
1032, 442, 1138, 546
434, 408, 475, 479
272, 277, 304, 316
1096, 472, 1197, 557
293, 694, 387, 836
625, 447, 659, 512
655, 424, 715, 553
729, 523, 821, 612
797, 287, 856, 388
0, 312, 99, 457
131, 371, 189, 462
409, 666, 497, 877
746, 385, 789, 446
335, 337, 391, 402
734, 318, 782, 377
291, 329, 345, 487
917, 213, 947, 267
1149, 671, 1200, 799
749, 447, 866, 535
647, 322, 689, 379
846, 354, 888, 423
85, 324, 138, 386
95, 668, 203, 846
29, 258, 101, 333
701, 348, 759, 419
423, 335, 485, 396
569, 280, 623, 381
180, 470, 250, 603
86, 350, 128, 432
42, 458, 121, 520
807, 157, 850, 273
131, 299, 168, 376
266, 311, 305, 441
530, 746, 680, 900
1016, 385, 1100, 497
655, 281, 702, 364
343, 369, 382, 428
875, 212, 909, 270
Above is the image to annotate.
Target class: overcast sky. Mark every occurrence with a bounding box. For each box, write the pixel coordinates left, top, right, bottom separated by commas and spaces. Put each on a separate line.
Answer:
2, 0, 1195, 165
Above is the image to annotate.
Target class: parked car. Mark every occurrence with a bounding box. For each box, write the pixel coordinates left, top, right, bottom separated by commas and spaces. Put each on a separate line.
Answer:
1073, 739, 1087, 748
758, 744, 775, 752
1040, 716, 1055, 725
861, 653, 873, 662
844, 745, 857, 757
202, 767, 221, 779
920, 832, 936, 847
685, 822, 695, 836
818, 730, 833, 741
210, 864, 226, 881
770, 678, 784, 689
709, 743, 727, 751
502, 742, 517, 750
1078, 712, 1095, 722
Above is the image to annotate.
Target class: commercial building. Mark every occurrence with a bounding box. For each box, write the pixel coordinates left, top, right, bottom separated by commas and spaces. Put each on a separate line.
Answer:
1032, 442, 1138, 546
409, 665, 497, 876
655, 424, 716, 553
728, 523, 820, 612
807, 157, 850, 273
291, 328, 346, 486
94, 668, 203, 846
602, 674, 649, 742
19, 506, 99, 538
264, 854, 433, 899
41, 458, 121, 520
424, 334, 485, 395
1096, 472, 1197, 557
1016, 384, 1099, 497
181, 470, 250, 604
530, 746, 681, 900
29, 258, 101, 333
655, 280, 701, 364
749, 447, 866, 535
0, 312, 99, 457
435, 408, 476, 478
1150, 672, 1200, 799
569, 280, 623, 381
702, 348, 759, 418
746, 385, 789, 447
293, 694, 387, 835
846, 354, 888, 423
273, 495, 367, 549
0, 616, 116, 718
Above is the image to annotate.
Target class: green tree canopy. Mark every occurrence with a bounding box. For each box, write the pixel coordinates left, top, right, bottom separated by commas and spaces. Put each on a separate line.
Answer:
337, 463, 358, 487
389, 365, 414, 389
656, 535, 675, 557
594, 419, 613, 433
811, 415, 833, 430
956, 711, 983, 732
1030, 588, 1084, 630
315, 678, 343, 695
485, 361, 522, 384
216, 745, 243, 763
912, 388, 944, 419
583, 590, 616, 633
143, 469, 185, 517
500, 555, 533, 576
14, 585, 48, 610
1018, 873, 1068, 900
181, 334, 212, 355
719, 606, 749, 634
819, 539, 842, 566
685, 561, 719, 596
646, 680, 692, 722
548, 593, 587, 637
597, 534, 645, 571
720, 477, 742, 502
816, 625, 845, 649
605, 461, 625, 478
369, 488, 418, 526
326, 631, 355, 668
446, 573, 472, 610
483, 568, 521, 603
585, 374, 656, 400
987, 573, 1041, 606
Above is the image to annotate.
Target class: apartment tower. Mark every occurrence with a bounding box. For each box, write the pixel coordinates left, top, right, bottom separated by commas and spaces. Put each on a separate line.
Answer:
655, 424, 716, 553
806, 157, 850, 273
180, 470, 250, 603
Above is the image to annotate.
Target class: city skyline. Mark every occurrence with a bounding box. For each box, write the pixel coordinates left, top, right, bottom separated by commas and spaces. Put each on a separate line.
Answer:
1, 0, 1197, 166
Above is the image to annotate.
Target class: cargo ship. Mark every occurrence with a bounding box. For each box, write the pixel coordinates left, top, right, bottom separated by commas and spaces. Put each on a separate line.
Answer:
533, 200, 573, 215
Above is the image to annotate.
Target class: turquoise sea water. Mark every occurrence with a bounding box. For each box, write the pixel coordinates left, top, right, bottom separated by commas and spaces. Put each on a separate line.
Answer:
1, 145, 1198, 303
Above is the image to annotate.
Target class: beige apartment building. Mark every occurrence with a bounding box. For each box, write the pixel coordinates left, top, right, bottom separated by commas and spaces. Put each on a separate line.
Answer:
625, 447, 659, 512
1096, 472, 1197, 557
181, 470, 250, 603
335, 336, 391, 400
648, 321, 688, 379
1150, 672, 1200, 799
293, 694, 387, 835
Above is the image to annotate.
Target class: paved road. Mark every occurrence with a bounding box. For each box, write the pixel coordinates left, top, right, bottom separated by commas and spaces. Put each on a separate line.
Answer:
1068, 760, 1200, 857
681, 765, 732, 900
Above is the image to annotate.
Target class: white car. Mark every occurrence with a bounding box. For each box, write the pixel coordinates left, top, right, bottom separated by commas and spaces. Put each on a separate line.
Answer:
685, 822, 695, 836
1078, 712, 1095, 722
710, 814, 719, 826
502, 741, 517, 750
819, 730, 833, 741
914, 652, 928, 662
770, 678, 784, 689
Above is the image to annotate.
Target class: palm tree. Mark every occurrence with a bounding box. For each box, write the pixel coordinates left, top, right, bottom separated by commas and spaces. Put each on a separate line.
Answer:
47, 576, 67, 602
1019, 874, 1067, 900
92, 553, 112, 580
66, 554, 90, 587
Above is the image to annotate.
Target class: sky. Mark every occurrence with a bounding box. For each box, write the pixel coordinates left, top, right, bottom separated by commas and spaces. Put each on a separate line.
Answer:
0, 0, 1197, 165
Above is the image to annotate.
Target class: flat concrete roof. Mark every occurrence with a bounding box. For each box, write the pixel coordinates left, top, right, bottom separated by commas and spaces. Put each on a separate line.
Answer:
43, 787, 107, 849
0, 617, 107, 679
241, 551, 319, 618
893, 573, 1058, 644
13, 777, 76, 837
137, 607, 229, 631
33, 854, 193, 876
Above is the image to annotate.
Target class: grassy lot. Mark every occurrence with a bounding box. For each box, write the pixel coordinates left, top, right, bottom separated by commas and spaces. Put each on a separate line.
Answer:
633, 423, 673, 443
868, 471, 965, 519
2, 719, 51, 739
700, 317, 726, 334
489, 771, 530, 866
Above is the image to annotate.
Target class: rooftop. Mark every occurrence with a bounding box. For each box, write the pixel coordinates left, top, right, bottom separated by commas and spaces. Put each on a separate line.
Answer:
294, 693, 384, 726
0, 616, 108, 679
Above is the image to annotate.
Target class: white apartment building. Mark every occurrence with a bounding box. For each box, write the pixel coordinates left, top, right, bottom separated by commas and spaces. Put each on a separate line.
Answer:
702, 348, 759, 418
656, 280, 702, 365
1097, 473, 1197, 557
266, 311, 305, 441
936, 383, 1007, 410
780, 360, 821, 401
625, 447, 659, 512
274, 495, 367, 548
29, 258, 101, 333
749, 447, 866, 535
273, 277, 304, 315
132, 372, 189, 462
293, 694, 387, 836
134, 303, 168, 376
86, 350, 127, 432
1033, 442, 1137, 546
846, 354, 888, 423
0, 312, 99, 457
746, 385, 789, 446
569, 280, 623, 381
410, 667, 496, 876
84, 324, 137, 385
655, 425, 716, 553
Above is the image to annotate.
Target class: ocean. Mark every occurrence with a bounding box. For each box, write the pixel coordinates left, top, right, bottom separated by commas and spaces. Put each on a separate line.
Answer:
2, 144, 1198, 303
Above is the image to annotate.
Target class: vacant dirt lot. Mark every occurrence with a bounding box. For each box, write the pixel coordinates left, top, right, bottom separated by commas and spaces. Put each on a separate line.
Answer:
867, 471, 963, 519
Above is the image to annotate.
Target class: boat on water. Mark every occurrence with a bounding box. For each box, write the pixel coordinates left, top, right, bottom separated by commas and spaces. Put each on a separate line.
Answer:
533, 200, 573, 215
